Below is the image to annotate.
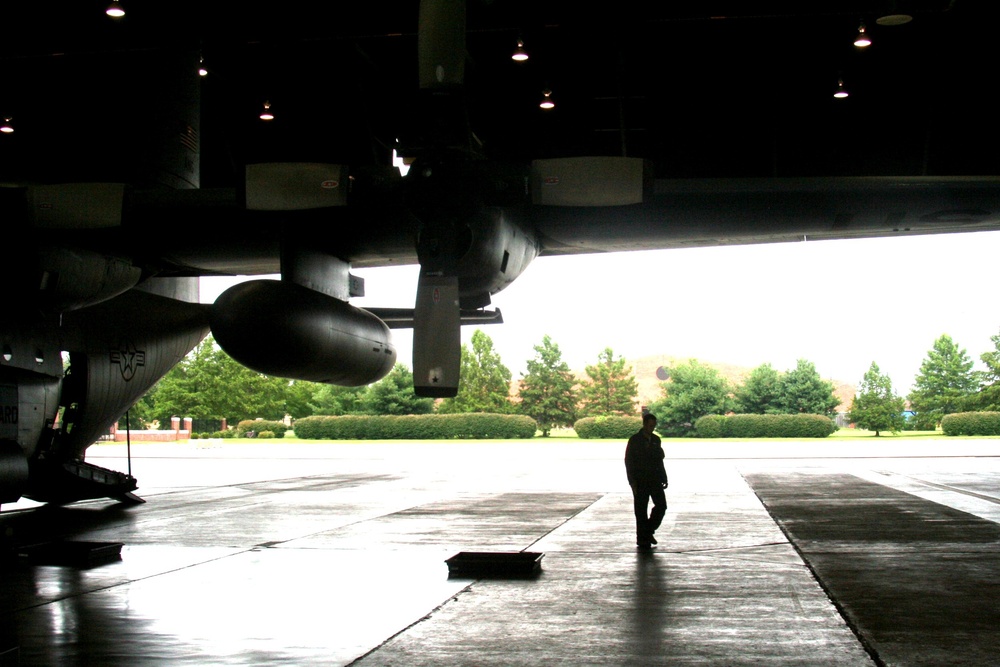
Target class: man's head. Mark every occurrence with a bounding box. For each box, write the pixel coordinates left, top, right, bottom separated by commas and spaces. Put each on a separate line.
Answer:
642, 413, 657, 434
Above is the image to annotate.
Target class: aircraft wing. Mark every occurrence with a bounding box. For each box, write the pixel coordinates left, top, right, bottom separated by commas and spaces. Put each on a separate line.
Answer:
533, 175, 1000, 256
4, 0, 999, 314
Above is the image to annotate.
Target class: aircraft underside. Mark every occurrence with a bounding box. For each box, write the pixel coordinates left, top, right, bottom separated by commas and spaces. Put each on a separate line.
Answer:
1, 279, 210, 505
2, 0, 1000, 508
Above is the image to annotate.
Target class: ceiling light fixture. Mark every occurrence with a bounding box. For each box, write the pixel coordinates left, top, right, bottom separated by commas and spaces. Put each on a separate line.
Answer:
854, 22, 872, 48
259, 101, 274, 121
875, 0, 916, 25
833, 78, 849, 99
512, 39, 529, 62
876, 0, 913, 25
539, 89, 555, 109
106, 1, 125, 18
0, 118, 13, 134
876, 13, 912, 26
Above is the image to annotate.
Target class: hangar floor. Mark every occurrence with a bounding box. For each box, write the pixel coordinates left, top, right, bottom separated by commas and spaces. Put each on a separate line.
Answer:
3, 440, 1000, 666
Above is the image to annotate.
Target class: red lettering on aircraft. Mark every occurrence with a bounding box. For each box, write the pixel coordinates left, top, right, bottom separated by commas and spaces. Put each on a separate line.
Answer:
321, 180, 339, 189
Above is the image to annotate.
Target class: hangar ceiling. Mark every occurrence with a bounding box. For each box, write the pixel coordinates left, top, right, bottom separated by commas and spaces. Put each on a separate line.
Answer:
1, 1, 996, 186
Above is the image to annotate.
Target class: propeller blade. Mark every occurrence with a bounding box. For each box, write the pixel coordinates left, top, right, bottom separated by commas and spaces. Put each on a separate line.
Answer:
367, 306, 503, 330
413, 273, 461, 397
418, 0, 466, 90
401, 0, 477, 159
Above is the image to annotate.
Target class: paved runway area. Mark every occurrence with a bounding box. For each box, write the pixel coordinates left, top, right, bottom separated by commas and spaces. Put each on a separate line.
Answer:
2, 440, 999, 666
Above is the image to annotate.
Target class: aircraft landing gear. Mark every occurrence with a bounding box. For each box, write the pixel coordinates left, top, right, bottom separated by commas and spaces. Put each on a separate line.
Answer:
24, 457, 140, 506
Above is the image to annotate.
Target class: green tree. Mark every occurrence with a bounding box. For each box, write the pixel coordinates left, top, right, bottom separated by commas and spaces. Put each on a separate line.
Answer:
121, 386, 159, 429
776, 359, 840, 416
734, 363, 783, 414
309, 384, 367, 416
972, 328, 1000, 411
145, 336, 290, 424
578, 347, 638, 417
517, 335, 578, 436
360, 363, 434, 415
437, 329, 514, 414
284, 380, 321, 419
647, 360, 735, 437
848, 362, 906, 436
908, 334, 978, 428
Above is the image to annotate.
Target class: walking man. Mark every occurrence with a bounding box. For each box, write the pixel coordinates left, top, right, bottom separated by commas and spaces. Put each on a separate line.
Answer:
624, 413, 668, 550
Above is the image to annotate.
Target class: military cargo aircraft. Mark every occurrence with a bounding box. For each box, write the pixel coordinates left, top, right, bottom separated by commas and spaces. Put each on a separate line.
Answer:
2, 0, 999, 506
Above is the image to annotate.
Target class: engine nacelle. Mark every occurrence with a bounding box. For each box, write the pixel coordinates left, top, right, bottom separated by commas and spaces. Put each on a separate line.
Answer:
417, 206, 539, 308
5, 244, 142, 315
211, 280, 396, 386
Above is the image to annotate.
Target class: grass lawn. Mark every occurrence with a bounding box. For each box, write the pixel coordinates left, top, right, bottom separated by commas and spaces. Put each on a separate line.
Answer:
827, 428, 944, 440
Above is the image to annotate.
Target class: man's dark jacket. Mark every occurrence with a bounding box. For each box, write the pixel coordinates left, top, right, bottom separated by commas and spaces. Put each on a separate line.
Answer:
624, 429, 668, 487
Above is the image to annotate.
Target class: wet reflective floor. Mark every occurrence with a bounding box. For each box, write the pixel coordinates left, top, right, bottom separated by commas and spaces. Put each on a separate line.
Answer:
2, 440, 1000, 666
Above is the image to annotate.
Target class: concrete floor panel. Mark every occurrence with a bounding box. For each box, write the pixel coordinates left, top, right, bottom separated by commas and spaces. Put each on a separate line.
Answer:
3, 441, 999, 665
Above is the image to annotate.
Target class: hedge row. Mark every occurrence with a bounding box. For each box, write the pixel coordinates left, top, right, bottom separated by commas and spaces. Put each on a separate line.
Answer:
694, 414, 837, 438
292, 413, 538, 440
941, 412, 1000, 436
573, 416, 643, 439
235, 419, 290, 438
192, 431, 238, 439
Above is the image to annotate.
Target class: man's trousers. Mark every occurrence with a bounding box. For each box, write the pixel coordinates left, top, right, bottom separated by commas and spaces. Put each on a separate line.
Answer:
631, 484, 666, 544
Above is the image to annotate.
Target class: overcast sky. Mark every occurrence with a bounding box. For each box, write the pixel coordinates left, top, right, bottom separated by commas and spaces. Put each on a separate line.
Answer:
201, 229, 1000, 393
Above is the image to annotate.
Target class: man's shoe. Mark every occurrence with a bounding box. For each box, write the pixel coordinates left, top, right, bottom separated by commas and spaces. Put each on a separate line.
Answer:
637, 543, 652, 551
649, 535, 658, 545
